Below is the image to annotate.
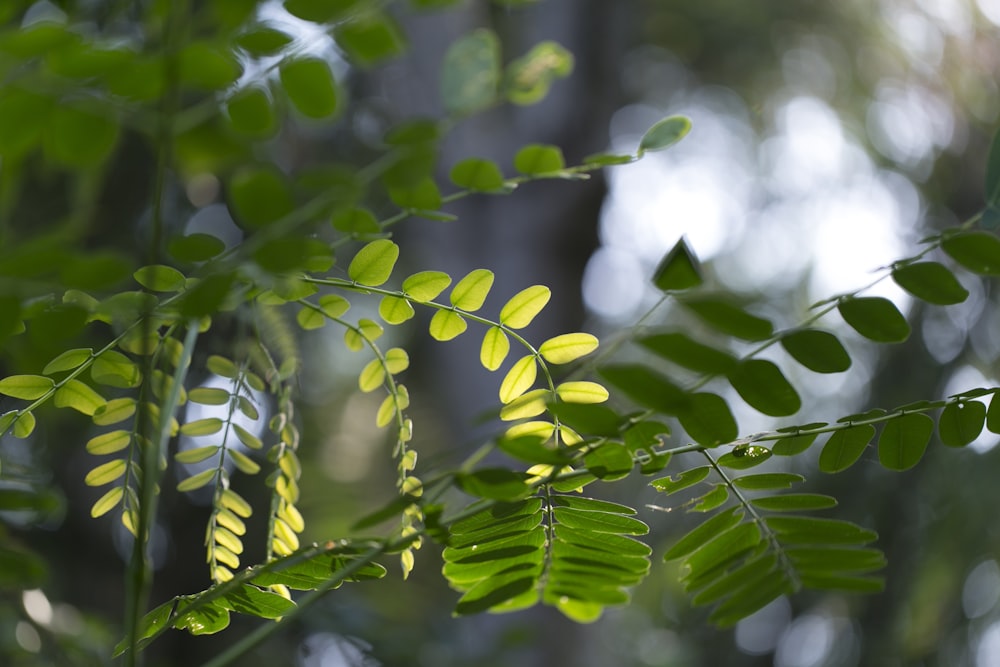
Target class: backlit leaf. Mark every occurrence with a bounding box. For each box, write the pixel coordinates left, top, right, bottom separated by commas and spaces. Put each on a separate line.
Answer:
450, 269, 494, 311
85, 459, 127, 486
750, 494, 837, 512
499, 285, 551, 329
772, 431, 819, 456
555, 381, 609, 404
43, 348, 92, 375
728, 360, 800, 417
0, 375, 53, 400
180, 418, 224, 437
480, 326, 510, 371
677, 393, 739, 446
691, 484, 729, 512
780, 329, 851, 373
638, 115, 692, 155
838, 297, 910, 343
177, 468, 218, 493
651, 466, 711, 495
91, 487, 124, 518
582, 442, 633, 480
539, 333, 598, 364
228, 166, 293, 229
877, 413, 933, 470
379, 295, 415, 324
349, 240, 399, 286
134, 265, 186, 292
175, 445, 220, 464
358, 359, 386, 392
819, 425, 876, 473
86, 430, 132, 455
54, 380, 105, 415
765, 516, 877, 546
429, 310, 467, 341
92, 350, 142, 388
403, 271, 452, 301
716, 446, 772, 470
891, 261, 969, 305
732, 473, 805, 490
499, 355, 537, 403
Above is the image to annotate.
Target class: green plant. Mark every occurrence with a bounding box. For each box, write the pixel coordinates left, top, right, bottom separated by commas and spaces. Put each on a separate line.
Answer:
1, 1, 999, 665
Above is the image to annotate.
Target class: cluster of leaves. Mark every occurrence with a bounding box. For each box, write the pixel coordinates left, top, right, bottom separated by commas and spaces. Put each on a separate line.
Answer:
2, 0, 1000, 664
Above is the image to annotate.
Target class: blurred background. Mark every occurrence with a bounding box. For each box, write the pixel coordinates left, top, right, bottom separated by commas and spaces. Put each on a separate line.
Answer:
4, 0, 1000, 665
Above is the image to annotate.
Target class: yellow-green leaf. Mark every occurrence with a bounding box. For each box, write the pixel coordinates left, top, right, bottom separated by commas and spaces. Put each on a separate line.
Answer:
177, 468, 217, 492
90, 486, 124, 518
499, 355, 538, 404
538, 332, 598, 364
556, 381, 609, 404
379, 295, 415, 325
54, 380, 105, 415
499, 389, 551, 421
175, 445, 220, 464
480, 326, 510, 371
0, 375, 53, 400
319, 294, 350, 318
449, 269, 494, 311
228, 449, 260, 475
85, 459, 127, 486
499, 285, 551, 329
86, 430, 131, 455
189, 387, 231, 405
385, 348, 409, 374
207, 355, 239, 378
429, 310, 467, 341
296, 306, 326, 330
348, 239, 399, 286
12, 412, 35, 438
43, 348, 92, 375
133, 264, 186, 292
93, 398, 136, 426
376, 394, 396, 428
179, 418, 224, 436
91, 350, 141, 388
221, 489, 252, 518
359, 359, 386, 392
233, 424, 263, 450
403, 271, 452, 301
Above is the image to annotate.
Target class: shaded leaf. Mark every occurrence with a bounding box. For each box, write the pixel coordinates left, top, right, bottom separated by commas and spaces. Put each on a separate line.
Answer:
651, 466, 711, 495
819, 425, 875, 473
727, 360, 801, 417
838, 297, 910, 343
939, 401, 986, 447
892, 262, 969, 305
450, 158, 505, 192
638, 333, 735, 374
0, 375, 53, 400
681, 297, 773, 341
941, 231, 1000, 275
457, 469, 532, 501
638, 115, 692, 155
780, 329, 851, 373
441, 29, 500, 115
280, 57, 339, 119
514, 144, 565, 175
653, 238, 702, 292
677, 393, 739, 446
877, 413, 933, 470
750, 494, 837, 512
732, 473, 805, 490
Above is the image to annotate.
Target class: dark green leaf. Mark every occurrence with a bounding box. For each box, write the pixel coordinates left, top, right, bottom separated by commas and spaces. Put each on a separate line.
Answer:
727, 360, 801, 417
798, 573, 884, 594
228, 166, 294, 229
780, 329, 851, 373
514, 144, 565, 175
497, 435, 573, 465
280, 58, 340, 119
652, 237, 703, 292
682, 522, 761, 576
235, 26, 293, 56
454, 568, 539, 615
179, 42, 241, 90
179, 274, 235, 318
549, 403, 623, 437
173, 602, 230, 636
227, 87, 277, 138
111, 599, 174, 657
637, 332, 735, 374
598, 365, 687, 414
891, 262, 969, 305
554, 525, 652, 557
690, 484, 728, 512
765, 516, 877, 545
662, 507, 744, 561
787, 547, 886, 573
284, 0, 361, 22
550, 495, 637, 515
942, 231, 1000, 275
838, 296, 910, 343
441, 29, 500, 115
732, 473, 805, 490
638, 115, 692, 155
877, 413, 933, 470
939, 401, 986, 447
46, 105, 119, 167
819, 425, 875, 473
582, 443, 633, 480
220, 585, 296, 619
708, 574, 792, 627
676, 393, 739, 446
449, 158, 506, 192
651, 466, 711, 495
988, 392, 1000, 434
457, 469, 532, 501
680, 297, 773, 341
333, 12, 405, 66
168, 234, 226, 262
552, 507, 649, 535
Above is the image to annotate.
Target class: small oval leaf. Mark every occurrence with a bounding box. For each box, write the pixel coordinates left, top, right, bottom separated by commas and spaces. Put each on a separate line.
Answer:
480, 326, 510, 371
450, 269, 494, 311
349, 240, 399, 287
819, 425, 875, 473
499, 285, 551, 329
838, 297, 910, 343
499, 355, 537, 404
891, 261, 969, 305
780, 330, 851, 374
539, 333, 598, 364
638, 115, 692, 155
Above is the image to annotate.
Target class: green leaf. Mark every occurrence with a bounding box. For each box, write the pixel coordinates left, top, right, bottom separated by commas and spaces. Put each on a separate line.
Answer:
838, 297, 910, 343
85, 459, 127, 486
513, 145, 565, 175
450, 158, 506, 192
716, 446, 772, 470
787, 547, 886, 573
348, 240, 400, 286
677, 393, 739, 446
727, 360, 800, 417
638, 115, 692, 155
691, 484, 729, 512
988, 392, 1000, 434
179, 42, 241, 90
54, 380, 105, 415
941, 231, 1000, 275
450, 269, 494, 311
379, 295, 415, 325
552, 507, 648, 535
319, 295, 351, 318
12, 412, 35, 438
403, 271, 452, 301
169, 233, 226, 262
175, 445, 221, 464
333, 11, 405, 66
388, 178, 442, 210
228, 166, 294, 229
441, 29, 500, 115
91, 487, 125, 519
877, 413, 933, 470
499, 355, 537, 403
582, 442, 633, 480
780, 329, 851, 373
221, 584, 296, 619
173, 602, 231, 635
457, 469, 532, 501
539, 332, 598, 364
0, 375, 53, 400
555, 381, 609, 404
429, 310, 468, 341
599, 365, 686, 414
499, 285, 551, 329
651, 466, 711, 495
891, 262, 969, 305
732, 473, 805, 490
637, 333, 736, 374
682, 522, 761, 576
284, 0, 361, 22
43, 348, 93, 375
280, 58, 340, 119
189, 387, 231, 405
180, 418, 224, 437
331, 207, 380, 235
503, 41, 573, 105
229, 448, 261, 475
92, 350, 142, 388
939, 401, 986, 447
583, 152, 634, 166
765, 516, 877, 546
498, 435, 571, 465
681, 298, 773, 341
207, 355, 239, 378
480, 326, 510, 371
235, 26, 293, 56
819, 425, 875, 473
233, 424, 263, 450
86, 430, 132, 455
45, 105, 119, 167
177, 468, 218, 493
653, 238, 702, 292
772, 431, 820, 456
750, 494, 837, 512
0, 88, 51, 159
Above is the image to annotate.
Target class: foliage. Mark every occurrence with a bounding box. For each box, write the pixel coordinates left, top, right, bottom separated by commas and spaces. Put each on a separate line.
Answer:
0, 0, 999, 665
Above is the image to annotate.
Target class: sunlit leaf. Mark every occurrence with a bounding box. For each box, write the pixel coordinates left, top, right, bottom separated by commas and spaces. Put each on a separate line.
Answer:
175, 445, 221, 464
86, 430, 131, 455
503, 40, 573, 105
134, 264, 186, 292
499, 285, 551, 329
499, 355, 537, 403
450, 269, 494, 311
0, 375, 53, 400
481, 326, 510, 371
179, 418, 224, 437
358, 359, 386, 392
349, 240, 399, 286
555, 381, 608, 404
177, 468, 218, 493
539, 332, 598, 364
429, 310, 467, 341
91, 486, 124, 518
85, 459, 127, 487
379, 295, 415, 325
651, 466, 711, 495
403, 271, 452, 301
43, 348, 92, 375
54, 380, 106, 415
